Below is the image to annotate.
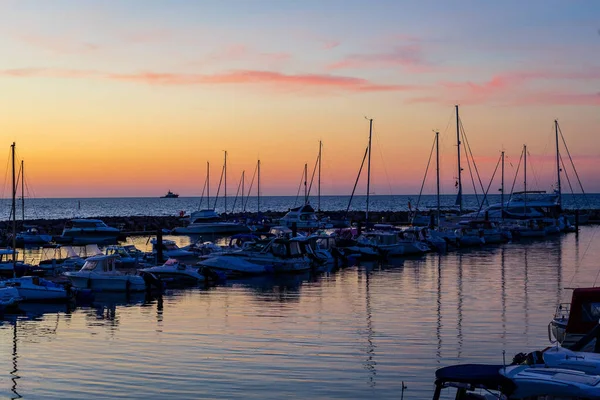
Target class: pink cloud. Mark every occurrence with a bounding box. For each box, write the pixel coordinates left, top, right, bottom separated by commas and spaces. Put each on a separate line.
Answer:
0, 67, 419, 93
327, 44, 434, 73
410, 68, 600, 106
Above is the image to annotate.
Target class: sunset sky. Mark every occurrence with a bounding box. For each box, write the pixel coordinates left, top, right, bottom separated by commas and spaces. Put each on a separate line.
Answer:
0, 0, 598, 198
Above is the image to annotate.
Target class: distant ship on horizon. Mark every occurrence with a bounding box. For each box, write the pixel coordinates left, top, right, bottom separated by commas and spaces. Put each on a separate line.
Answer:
161, 190, 179, 198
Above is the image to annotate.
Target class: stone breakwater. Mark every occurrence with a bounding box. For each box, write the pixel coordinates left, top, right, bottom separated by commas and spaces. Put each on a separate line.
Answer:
0, 209, 597, 236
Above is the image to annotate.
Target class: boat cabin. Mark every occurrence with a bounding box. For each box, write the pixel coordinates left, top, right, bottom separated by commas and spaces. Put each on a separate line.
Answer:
79, 254, 120, 274
65, 219, 111, 229
189, 209, 225, 224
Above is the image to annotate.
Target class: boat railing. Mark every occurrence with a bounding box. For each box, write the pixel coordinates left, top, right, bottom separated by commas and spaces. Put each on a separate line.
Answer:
553, 302, 570, 320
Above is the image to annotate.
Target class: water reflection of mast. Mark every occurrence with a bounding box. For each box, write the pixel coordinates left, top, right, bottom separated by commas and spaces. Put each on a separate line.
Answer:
457, 253, 463, 358
501, 247, 507, 346
11, 319, 22, 399
363, 267, 376, 387
436, 255, 442, 362
524, 247, 529, 337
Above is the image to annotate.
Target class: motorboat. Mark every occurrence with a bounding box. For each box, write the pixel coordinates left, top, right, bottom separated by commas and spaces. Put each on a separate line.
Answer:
105, 245, 141, 268
356, 229, 430, 257
455, 220, 509, 246
200, 237, 312, 274
0, 276, 70, 301
150, 238, 196, 262
197, 256, 267, 278
549, 287, 600, 349
36, 245, 86, 275
0, 248, 31, 278
139, 258, 207, 285
279, 204, 331, 230
172, 209, 250, 235
60, 218, 120, 245
15, 226, 52, 246
64, 254, 146, 292
433, 362, 600, 399
161, 190, 179, 198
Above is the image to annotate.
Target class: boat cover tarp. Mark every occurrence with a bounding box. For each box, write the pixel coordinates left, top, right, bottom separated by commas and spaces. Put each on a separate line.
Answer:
435, 364, 516, 393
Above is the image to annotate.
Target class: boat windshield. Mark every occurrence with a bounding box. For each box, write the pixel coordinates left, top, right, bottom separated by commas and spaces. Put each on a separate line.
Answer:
82, 260, 98, 271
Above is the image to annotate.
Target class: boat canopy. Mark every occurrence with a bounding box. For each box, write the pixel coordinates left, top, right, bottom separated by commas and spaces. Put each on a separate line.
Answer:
435, 364, 516, 394
565, 287, 600, 335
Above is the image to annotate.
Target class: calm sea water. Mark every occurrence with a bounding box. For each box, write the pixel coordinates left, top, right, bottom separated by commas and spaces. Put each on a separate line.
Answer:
2, 227, 600, 399
1, 193, 597, 220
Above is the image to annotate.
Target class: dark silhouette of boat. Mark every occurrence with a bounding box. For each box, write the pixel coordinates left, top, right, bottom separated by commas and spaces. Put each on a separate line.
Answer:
161, 190, 179, 199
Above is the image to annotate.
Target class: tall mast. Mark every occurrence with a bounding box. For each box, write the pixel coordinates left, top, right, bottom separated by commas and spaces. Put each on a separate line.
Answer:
304, 163, 308, 205
436, 131, 440, 227
242, 170, 245, 212
224, 151, 227, 213
555, 120, 562, 207
207, 161, 210, 209
501, 151, 505, 220
523, 145, 527, 216
366, 118, 373, 225
257, 160, 261, 214
11, 143, 16, 273
318, 140, 322, 212
455, 105, 463, 213
21, 160, 24, 224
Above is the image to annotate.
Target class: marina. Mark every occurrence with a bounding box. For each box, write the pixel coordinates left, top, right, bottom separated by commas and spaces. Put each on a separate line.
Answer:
1, 226, 599, 398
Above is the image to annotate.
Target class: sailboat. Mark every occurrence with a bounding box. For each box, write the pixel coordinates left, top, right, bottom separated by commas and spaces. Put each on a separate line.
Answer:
173, 153, 249, 235
280, 144, 331, 230
0, 143, 71, 301
14, 160, 52, 245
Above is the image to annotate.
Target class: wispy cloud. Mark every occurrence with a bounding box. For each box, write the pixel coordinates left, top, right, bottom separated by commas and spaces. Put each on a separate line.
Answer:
327, 43, 435, 72
16, 33, 100, 54
0, 67, 420, 93
408, 68, 600, 106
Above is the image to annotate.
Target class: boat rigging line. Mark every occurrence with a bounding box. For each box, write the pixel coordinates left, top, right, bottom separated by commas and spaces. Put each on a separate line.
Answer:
345, 146, 369, 217
459, 117, 487, 207
411, 134, 437, 224
506, 147, 524, 204
475, 153, 503, 218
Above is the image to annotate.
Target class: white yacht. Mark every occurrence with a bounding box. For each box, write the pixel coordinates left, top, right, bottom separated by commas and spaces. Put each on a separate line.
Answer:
200, 237, 311, 275
279, 204, 331, 230
150, 238, 196, 262
0, 276, 70, 301
15, 226, 52, 245
139, 258, 206, 285
172, 209, 250, 235
60, 218, 120, 244
64, 254, 146, 292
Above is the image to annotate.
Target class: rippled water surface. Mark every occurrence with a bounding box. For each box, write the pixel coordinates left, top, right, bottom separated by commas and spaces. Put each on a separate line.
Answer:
2, 226, 600, 399
0, 193, 596, 220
